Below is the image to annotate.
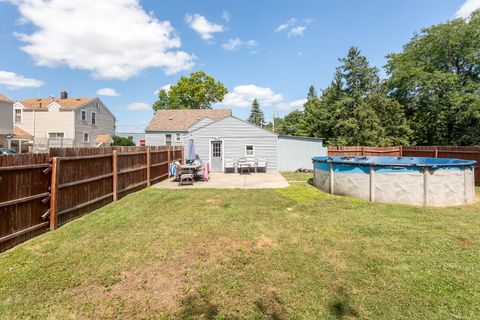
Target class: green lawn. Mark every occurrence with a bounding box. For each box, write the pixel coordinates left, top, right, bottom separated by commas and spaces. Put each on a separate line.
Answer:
1, 174, 480, 319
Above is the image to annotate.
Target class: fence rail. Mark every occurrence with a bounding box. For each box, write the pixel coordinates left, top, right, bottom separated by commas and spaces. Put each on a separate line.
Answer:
327, 146, 480, 185
0, 146, 183, 252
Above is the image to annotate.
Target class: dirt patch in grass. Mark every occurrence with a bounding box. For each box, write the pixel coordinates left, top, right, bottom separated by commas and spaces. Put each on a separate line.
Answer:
256, 235, 277, 248
67, 236, 250, 318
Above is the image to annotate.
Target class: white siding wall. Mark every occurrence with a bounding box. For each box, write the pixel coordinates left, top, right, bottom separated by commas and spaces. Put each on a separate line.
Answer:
191, 117, 278, 172
75, 100, 115, 147
15, 109, 75, 141
277, 136, 327, 171
188, 118, 214, 132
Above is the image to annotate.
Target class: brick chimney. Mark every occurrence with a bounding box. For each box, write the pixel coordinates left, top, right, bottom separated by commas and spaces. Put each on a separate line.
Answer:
60, 91, 68, 99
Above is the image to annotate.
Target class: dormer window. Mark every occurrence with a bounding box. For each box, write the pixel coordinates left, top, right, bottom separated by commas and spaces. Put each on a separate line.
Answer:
14, 109, 22, 123
81, 110, 87, 121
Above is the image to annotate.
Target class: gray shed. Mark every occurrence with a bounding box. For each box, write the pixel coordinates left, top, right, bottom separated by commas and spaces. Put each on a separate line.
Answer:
189, 116, 278, 172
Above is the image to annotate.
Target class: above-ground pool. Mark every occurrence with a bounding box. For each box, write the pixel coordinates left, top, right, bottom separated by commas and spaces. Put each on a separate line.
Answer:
313, 156, 476, 206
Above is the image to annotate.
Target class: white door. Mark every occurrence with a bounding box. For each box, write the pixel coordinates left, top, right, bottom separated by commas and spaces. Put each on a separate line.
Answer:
211, 141, 223, 171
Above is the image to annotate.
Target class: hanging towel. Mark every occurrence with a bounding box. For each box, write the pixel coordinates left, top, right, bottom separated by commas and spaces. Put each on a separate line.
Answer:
204, 161, 210, 181
169, 162, 176, 177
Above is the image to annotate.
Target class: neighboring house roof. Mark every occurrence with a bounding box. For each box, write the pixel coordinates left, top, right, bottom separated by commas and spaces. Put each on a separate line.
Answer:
19, 97, 95, 110
13, 126, 33, 139
95, 134, 114, 145
145, 109, 232, 132
0, 93, 13, 103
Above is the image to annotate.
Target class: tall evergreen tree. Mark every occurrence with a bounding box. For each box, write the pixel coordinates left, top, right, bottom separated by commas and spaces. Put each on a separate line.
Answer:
318, 47, 410, 146
247, 99, 265, 127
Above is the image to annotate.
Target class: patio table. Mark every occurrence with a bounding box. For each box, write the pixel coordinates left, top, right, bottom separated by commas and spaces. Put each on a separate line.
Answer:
180, 164, 202, 178
238, 163, 251, 175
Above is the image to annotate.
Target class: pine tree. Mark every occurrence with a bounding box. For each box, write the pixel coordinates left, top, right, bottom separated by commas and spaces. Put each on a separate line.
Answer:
247, 99, 265, 127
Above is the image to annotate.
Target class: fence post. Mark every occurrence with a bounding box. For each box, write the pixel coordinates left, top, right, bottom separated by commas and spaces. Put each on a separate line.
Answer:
399, 145, 403, 157
180, 146, 184, 164
50, 157, 59, 230
361, 146, 365, 156
167, 146, 171, 177
434, 147, 439, 158
112, 150, 118, 201
146, 148, 151, 187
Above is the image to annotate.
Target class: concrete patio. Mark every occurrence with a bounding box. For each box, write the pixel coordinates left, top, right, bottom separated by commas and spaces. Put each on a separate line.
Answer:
152, 172, 290, 189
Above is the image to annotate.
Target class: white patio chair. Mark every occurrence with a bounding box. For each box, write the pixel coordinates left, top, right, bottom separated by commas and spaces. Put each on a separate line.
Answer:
256, 158, 267, 173
224, 159, 236, 173
246, 157, 256, 173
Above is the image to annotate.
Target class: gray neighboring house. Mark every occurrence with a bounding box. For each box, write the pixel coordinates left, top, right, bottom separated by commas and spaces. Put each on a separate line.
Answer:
145, 109, 326, 172
0, 93, 13, 149
14, 91, 116, 150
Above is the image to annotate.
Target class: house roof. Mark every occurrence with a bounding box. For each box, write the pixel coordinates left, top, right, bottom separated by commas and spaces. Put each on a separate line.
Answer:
13, 126, 33, 139
145, 109, 232, 132
0, 93, 13, 103
95, 134, 114, 145
19, 97, 96, 109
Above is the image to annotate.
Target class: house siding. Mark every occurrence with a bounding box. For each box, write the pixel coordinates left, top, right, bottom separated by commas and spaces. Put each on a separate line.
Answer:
188, 118, 214, 132
75, 100, 115, 147
14, 108, 75, 145
145, 132, 186, 146
190, 116, 278, 172
277, 136, 327, 171
0, 100, 13, 147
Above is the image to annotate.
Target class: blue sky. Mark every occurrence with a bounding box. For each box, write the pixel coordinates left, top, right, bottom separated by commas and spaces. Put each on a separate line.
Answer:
0, 0, 477, 133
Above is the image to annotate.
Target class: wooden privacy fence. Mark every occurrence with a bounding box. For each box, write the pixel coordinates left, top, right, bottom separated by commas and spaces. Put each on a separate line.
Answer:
328, 146, 480, 185
0, 146, 183, 252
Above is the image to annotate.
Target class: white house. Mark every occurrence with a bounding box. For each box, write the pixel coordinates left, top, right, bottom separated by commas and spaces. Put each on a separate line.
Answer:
13, 91, 116, 151
145, 109, 326, 172
0, 93, 13, 149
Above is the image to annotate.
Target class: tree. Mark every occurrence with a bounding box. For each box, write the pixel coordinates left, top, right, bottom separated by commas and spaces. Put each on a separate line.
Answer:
386, 10, 480, 145
112, 136, 135, 146
313, 47, 410, 146
247, 99, 265, 127
153, 71, 228, 111
281, 110, 304, 136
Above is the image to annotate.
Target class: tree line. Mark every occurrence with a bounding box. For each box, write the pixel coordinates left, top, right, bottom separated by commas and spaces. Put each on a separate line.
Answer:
153, 11, 480, 146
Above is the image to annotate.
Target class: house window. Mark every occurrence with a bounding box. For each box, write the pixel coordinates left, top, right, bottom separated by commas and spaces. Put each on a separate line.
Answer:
83, 133, 90, 143
81, 110, 87, 121
14, 109, 22, 123
165, 134, 172, 146
96, 101, 100, 108
91, 112, 96, 125
128, 136, 134, 141
245, 145, 255, 157
175, 134, 181, 143
48, 132, 64, 141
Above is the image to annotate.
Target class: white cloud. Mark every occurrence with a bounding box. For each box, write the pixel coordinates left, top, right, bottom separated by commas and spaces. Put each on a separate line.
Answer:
456, 0, 480, 19
96, 88, 119, 97
222, 38, 258, 51
11, 0, 194, 80
288, 26, 306, 37
126, 102, 151, 111
222, 84, 283, 108
297, 51, 303, 57
0, 70, 44, 89
277, 98, 307, 111
222, 11, 230, 22
275, 18, 296, 32
154, 84, 172, 95
185, 13, 224, 41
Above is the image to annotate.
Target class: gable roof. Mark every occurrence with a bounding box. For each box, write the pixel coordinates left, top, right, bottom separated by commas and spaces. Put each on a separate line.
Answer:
189, 115, 278, 137
19, 97, 96, 110
145, 109, 232, 132
0, 93, 13, 103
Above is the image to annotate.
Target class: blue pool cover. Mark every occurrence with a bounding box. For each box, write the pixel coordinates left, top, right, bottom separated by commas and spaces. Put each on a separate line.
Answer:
312, 156, 476, 168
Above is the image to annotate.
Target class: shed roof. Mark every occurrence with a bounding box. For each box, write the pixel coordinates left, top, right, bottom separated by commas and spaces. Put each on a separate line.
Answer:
19, 97, 95, 109
145, 109, 232, 132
